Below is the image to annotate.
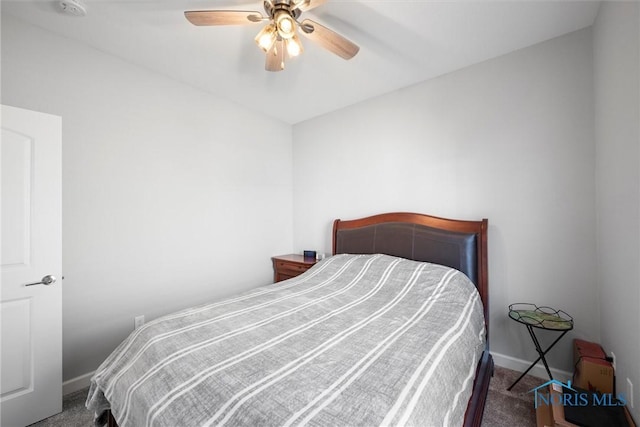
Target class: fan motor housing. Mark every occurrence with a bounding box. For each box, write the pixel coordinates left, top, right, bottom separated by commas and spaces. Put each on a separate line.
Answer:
265, 0, 301, 19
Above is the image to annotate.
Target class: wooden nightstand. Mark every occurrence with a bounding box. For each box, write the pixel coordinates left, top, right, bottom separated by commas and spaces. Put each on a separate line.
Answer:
271, 254, 318, 283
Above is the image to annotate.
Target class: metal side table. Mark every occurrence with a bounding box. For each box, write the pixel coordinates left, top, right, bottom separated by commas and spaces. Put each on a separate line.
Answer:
507, 303, 573, 391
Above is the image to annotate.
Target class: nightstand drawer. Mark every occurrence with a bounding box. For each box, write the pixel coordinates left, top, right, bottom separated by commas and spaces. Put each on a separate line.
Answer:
276, 261, 310, 274
272, 254, 318, 283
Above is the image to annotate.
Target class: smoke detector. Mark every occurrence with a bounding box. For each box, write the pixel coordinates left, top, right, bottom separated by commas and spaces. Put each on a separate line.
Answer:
59, 0, 87, 17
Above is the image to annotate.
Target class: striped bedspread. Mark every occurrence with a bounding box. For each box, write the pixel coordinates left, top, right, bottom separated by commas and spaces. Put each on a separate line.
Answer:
87, 254, 486, 427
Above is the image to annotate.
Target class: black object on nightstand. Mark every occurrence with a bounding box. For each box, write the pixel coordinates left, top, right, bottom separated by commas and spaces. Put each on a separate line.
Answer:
507, 303, 573, 391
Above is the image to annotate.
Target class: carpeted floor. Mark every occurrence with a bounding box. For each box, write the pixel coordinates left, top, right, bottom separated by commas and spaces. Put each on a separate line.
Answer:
29, 366, 542, 426
28, 386, 94, 427
481, 365, 543, 427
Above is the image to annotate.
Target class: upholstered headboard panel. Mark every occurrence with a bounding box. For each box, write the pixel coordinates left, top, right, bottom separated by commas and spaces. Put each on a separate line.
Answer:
334, 222, 479, 285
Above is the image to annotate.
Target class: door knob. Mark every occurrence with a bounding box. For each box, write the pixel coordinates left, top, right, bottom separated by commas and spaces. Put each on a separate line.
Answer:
25, 275, 56, 287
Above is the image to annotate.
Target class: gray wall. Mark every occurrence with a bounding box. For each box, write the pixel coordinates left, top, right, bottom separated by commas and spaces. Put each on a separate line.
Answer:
1, 16, 294, 382
594, 1, 640, 418
292, 28, 598, 374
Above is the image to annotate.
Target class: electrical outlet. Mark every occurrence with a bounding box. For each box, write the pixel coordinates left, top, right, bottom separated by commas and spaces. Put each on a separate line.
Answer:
134, 315, 145, 330
627, 378, 634, 408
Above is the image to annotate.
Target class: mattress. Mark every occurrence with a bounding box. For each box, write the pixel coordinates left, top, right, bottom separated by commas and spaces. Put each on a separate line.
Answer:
87, 254, 486, 427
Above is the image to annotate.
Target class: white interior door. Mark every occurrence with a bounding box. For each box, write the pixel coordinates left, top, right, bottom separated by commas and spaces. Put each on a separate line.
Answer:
1, 105, 62, 426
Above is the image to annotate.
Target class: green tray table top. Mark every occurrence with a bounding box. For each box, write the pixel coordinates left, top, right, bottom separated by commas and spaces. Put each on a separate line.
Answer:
508, 303, 573, 331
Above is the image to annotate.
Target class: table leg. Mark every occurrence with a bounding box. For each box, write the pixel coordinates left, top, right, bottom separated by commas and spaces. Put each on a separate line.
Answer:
507, 327, 569, 391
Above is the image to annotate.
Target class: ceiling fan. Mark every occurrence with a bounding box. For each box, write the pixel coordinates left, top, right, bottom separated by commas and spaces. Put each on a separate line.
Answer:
184, 0, 360, 72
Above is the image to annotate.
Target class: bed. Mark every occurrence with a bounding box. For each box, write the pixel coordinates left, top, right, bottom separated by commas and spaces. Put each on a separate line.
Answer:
88, 212, 493, 427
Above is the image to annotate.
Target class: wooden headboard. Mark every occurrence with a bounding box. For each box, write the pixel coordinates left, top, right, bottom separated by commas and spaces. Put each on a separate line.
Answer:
332, 212, 489, 332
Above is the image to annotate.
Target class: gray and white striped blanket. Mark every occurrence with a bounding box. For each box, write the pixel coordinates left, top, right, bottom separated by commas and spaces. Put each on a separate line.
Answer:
87, 254, 485, 427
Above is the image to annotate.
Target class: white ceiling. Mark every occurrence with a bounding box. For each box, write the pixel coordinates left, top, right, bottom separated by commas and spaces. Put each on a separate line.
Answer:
3, 0, 601, 124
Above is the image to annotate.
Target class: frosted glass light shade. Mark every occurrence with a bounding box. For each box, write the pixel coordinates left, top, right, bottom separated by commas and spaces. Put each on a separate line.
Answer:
286, 34, 304, 57
255, 24, 277, 52
275, 11, 296, 39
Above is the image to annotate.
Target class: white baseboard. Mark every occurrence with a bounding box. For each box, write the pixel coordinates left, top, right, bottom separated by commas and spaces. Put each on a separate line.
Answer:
491, 351, 572, 383
63, 371, 95, 396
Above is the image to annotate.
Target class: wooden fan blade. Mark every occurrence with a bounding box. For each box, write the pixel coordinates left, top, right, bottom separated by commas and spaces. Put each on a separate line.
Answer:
184, 10, 263, 26
300, 19, 359, 60
292, 0, 327, 12
265, 39, 285, 72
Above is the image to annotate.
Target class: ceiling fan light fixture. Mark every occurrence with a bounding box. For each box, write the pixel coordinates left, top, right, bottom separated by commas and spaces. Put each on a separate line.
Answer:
255, 24, 277, 52
184, 1, 359, 72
